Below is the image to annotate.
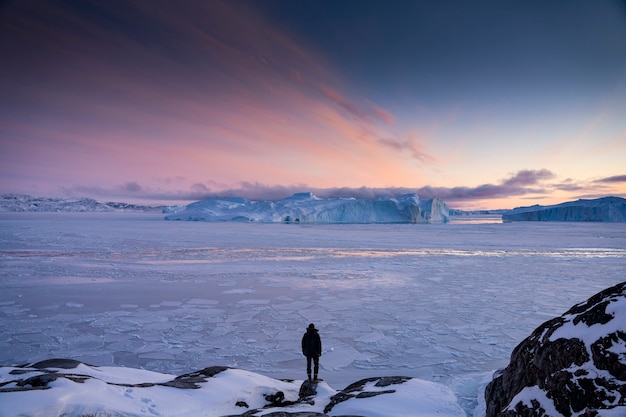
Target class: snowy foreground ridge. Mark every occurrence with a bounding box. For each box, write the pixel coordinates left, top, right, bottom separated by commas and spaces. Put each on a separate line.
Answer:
164, 192, 450, 223
0, 361, 464, 417
503, 196, 626, 222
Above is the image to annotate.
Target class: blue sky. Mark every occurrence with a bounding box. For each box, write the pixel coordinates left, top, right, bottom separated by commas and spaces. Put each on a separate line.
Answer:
1, 0, 625, 209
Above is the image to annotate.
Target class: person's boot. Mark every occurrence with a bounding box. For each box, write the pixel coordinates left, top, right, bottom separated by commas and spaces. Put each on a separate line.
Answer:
307, 373, 312, 381
314, 373, 318, 381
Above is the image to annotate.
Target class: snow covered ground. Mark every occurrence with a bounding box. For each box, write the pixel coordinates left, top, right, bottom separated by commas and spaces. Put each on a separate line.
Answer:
1, 212, 625, 416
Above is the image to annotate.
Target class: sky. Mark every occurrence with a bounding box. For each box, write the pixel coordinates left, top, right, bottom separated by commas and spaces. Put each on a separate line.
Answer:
1, 0, 625, 210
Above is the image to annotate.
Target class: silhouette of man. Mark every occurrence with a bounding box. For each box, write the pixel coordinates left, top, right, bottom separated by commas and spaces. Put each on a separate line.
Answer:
301, 323, 322, 381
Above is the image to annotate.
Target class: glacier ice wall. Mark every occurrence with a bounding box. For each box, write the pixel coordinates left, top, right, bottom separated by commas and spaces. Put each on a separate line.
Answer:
502, 196, 626, 222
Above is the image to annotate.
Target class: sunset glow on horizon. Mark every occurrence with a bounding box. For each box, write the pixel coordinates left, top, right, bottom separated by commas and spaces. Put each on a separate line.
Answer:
1, 0, 625, 210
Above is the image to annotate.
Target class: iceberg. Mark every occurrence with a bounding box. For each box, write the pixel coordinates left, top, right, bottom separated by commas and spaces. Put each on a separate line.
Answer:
502, 196, 626, 222
164, 192, 450, 224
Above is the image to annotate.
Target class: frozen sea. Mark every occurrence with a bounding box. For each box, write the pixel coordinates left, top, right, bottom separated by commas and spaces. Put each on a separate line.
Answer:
1, 212, 625, 415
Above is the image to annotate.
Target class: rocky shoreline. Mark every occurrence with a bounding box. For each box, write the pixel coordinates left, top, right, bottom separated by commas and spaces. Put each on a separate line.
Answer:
1, 283, 624, 416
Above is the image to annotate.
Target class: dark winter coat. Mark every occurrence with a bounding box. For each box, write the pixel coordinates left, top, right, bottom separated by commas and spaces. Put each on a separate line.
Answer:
301, 328, 322, 357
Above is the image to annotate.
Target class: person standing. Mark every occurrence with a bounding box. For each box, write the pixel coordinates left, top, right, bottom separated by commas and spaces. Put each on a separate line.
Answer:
301, 323, 322, 381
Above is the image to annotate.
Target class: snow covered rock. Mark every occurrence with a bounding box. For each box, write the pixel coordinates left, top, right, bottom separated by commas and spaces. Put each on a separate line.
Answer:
323, 376, 464, 417
484, 282, 626, 417
502, 197, 626, 222
164, 192, 450, 224
0, 359, 465, 417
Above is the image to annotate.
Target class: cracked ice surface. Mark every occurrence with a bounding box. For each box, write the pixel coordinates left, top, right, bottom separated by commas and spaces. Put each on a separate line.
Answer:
1, 212, 625, 415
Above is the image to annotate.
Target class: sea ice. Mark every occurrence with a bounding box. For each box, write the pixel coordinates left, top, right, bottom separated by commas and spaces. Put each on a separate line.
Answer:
0, 212, 624, 416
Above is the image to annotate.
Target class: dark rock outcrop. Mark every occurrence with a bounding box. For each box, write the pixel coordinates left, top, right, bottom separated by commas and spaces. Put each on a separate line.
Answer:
1, 362, 231, 392
485, 282, 626, 417
324, 376, 411, 414
162, 365, 230, 388
299, 380, 318, 401
30, 358, 85, 369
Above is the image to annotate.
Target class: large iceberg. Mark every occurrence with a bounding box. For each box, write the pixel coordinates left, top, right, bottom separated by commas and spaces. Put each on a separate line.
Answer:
164, 192, 450, 224
502, 196, 626, 222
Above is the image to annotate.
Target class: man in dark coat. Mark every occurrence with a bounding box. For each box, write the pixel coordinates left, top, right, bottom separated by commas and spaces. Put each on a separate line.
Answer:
301, 323, 322, 381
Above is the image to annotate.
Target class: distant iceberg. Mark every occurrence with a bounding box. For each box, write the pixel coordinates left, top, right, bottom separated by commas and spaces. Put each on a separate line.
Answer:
502, 196, 626, 222
164, 192, 450, 224
0, 194, 160, 212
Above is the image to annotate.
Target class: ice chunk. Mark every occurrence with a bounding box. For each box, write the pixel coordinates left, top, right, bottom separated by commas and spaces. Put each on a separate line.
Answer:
65, 302, 84, 308
321, 343, 362, 370
298, 308, 335, 322
222, 288, 255, 294
187, 298, 219, 305
237, 299, 270, 305
161, 301, 183, 307
355, 331, 386, 343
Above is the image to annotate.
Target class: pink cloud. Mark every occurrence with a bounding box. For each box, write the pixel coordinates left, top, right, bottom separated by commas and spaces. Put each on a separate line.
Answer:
315, 84, 395, 126
1, 0, 437, 199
